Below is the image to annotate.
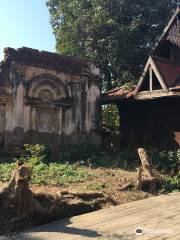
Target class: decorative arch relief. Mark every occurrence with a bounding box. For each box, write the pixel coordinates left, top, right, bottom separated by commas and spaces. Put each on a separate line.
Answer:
34, 86, 58, 101
38, 89, 54, 102
27, 74, 67, 134
27, 74, 66, 101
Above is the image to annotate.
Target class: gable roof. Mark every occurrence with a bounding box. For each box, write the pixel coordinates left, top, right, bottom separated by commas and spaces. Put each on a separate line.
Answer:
135, 56, 180, 94
102, 55, 180, 103
134, 56, 168, 94
101, 7, 180, 104
135, 6, 180, 95
153, 6, 180, 53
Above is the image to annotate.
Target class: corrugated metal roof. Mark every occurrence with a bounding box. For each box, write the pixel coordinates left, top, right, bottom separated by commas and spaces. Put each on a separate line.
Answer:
101, 86, 135, 103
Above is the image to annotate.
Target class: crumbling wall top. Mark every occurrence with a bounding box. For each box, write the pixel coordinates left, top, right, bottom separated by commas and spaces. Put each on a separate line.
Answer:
1, 47, 99, 77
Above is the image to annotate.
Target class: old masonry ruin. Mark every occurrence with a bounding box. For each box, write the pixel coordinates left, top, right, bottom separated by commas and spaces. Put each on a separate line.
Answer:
0, 47, 101, 151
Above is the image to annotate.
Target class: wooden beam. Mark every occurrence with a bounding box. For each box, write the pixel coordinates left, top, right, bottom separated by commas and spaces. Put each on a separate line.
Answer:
149, 57, 168, 92
135, 58, 151, 95
149, 66, 153, 92
135, 56, 168, 95
135, 89, 180, 100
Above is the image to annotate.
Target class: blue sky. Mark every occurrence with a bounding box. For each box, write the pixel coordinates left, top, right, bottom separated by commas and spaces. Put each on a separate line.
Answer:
0, 0, 56, 60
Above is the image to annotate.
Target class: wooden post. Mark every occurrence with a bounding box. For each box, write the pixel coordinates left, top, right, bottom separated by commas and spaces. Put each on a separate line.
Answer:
149, 66, 153, 92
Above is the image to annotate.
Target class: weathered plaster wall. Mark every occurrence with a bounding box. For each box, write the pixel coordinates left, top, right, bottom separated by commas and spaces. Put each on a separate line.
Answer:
0, 47, 101, 151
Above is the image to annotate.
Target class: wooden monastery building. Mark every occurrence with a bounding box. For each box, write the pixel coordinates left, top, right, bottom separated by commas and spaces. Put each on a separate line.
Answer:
102, 6, 180, 149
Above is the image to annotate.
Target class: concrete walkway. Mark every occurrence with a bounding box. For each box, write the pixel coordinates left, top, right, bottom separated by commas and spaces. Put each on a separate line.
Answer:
1, 192, 180, 240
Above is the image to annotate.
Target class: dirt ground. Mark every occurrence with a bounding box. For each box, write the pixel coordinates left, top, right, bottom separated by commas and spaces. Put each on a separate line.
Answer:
0, 167, 154, 236
32, 167, 151, 203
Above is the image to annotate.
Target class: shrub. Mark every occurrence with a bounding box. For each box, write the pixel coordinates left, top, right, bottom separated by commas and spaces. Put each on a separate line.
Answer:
51, 144, 103, 163
163, 174, 180, 192
15, 144, 138, 169
102, 104, 120, 130
150, 149, 179, 174
19, 144, 47, 167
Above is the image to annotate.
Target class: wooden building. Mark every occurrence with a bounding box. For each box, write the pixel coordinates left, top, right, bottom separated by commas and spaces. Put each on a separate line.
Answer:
102, 6, 180, 149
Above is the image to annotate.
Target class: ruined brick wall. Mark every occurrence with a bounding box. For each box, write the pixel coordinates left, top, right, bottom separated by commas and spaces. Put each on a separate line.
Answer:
0, 47, 101, 150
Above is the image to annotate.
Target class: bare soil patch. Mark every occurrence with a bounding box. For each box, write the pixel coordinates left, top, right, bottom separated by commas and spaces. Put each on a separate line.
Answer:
0, 167, 153, 236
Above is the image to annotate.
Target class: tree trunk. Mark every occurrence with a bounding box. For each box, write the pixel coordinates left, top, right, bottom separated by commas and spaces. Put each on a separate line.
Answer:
137, 148, 154, 178
1, 161, 55, 222
137, 148, 162, 193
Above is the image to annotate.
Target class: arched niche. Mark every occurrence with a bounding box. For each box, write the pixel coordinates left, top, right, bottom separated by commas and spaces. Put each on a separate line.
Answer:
26, 74, 67, 134
27, 74, 67, 100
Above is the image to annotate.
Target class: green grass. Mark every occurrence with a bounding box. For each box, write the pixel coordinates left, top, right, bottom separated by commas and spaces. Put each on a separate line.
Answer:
0, 163, 91, 186
0, 163, 15, 181
86, 183, 105, 191
2, 143, 180, 192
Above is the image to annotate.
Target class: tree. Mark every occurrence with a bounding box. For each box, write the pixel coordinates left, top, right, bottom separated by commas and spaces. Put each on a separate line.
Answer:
47, 0, 176, 90
102, 104, 120, 130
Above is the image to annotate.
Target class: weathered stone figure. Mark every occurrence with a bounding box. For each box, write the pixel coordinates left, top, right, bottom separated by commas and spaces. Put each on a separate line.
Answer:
137, 148, 154, 178
1, 161, 55, 221
136, 167, 143, 190
137, 148, 161, 193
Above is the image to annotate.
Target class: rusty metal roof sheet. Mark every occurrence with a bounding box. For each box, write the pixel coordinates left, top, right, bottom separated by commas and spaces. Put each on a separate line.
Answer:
101, 86, 135, 103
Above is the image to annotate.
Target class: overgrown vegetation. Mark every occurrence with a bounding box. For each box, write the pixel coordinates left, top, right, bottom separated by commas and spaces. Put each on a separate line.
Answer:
102, 104, 120, 130
0, 162, 90, 186
19, 144, 47, 167
149, 149, 180, 192
50, 143, 102, 164
0, 144, 180, 192
150, 149, 180, 174
0, 144, 92, 186
163, 174, 180, 192
0, 144, 137, 186
0, 163, 15, 182
31, 163, 90, 186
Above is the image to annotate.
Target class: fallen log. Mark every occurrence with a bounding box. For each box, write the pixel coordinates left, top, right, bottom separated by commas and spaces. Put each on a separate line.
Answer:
118, 182, 134, 191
